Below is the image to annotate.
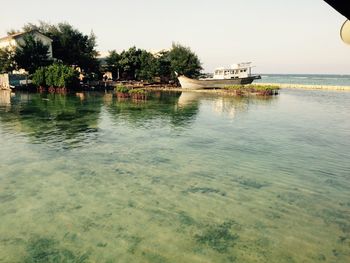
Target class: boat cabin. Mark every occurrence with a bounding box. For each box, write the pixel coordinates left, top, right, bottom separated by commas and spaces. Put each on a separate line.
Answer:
213, 62, 252, 79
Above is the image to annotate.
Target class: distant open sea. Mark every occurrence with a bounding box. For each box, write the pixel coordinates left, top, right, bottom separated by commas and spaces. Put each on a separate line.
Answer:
256, 74, 350, 86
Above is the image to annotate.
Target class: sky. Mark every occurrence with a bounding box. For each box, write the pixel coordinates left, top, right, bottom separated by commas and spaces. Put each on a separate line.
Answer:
1, 0, 349, 74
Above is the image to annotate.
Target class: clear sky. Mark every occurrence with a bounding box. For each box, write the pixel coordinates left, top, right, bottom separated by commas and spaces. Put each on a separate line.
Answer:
1, 0, 349, 74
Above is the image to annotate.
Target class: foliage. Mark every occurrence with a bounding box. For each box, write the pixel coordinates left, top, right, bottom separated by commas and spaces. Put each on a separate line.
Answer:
0, 47, 15, 73
14, 22, 202, 82
105, 50, 121, 79
21, 22, 99, 73
128, 88, 146, 94
32, 63, 79, 88
6, 29, 20, 36
115, 85, 130, 93
137, 51, 158, 82
225, 85, 280, 91
107, 48, 158, 82
155, 50, 172, 82
14, 34, 50, 74
106, 44, 202, 82
31, 67, 46, 87
166, 43, 202, 79
118, 47, 143, 80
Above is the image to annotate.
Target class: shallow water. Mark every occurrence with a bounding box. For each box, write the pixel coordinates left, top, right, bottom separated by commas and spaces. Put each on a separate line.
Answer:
0, 89, 349, 263
256, 74, 350, 86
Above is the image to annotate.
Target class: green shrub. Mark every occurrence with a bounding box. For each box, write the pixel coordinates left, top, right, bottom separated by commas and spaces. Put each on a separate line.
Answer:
225, 85, 280, 91
31, 63, 79, 88
115, 85, 130, 93
32, 67, 46, 87
128, 88, 146, 94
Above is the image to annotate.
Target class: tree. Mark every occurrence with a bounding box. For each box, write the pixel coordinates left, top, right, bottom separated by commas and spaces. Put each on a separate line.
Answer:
32, 63, 79, 88
118, 47, 143, 80
137, 50, 158, 82
31, 67, 46, 87
14, 34, 50, 74
0, 48, 15, 73
21, 22, 100, 73
6, 29, 20, 36
155, 50, 172, 82
105, 50, 121, 79
167, 43, 202, 79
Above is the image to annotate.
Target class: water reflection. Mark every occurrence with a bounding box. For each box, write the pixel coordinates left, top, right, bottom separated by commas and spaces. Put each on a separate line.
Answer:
0, 92, 102, 148
1, 89, 350, 263
106, 91, 200, 128
178, 91, 277, 119
0, 91, 277, 146
0, 90, 12, 111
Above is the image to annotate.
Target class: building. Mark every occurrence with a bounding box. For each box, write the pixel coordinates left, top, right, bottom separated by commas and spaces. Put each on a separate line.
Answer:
0, 30, 53, 59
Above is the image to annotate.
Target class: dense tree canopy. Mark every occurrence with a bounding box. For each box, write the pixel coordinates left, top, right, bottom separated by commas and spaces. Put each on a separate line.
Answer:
32, 63, 79, 88
137, 50, 158, 82
105, 44, 202, 83
105, 50, 121, 79
118, 47, 143, 80
155, 50, 172, 82
167, 43, 202, 79
0, 48, 15, 73
5, 21, 202, 84
14, 34, 50, 74
21, 22, 99, 73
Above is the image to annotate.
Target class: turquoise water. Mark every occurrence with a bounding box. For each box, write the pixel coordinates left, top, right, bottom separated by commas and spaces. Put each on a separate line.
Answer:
256, 74, 350, 86
0, 89, 350, 262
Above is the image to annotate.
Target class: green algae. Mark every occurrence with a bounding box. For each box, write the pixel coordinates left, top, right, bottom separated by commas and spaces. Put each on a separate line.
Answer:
195, 221, 239, 253
141, 251, 169, 263
24, 237, 89, 263
178, 211, 196, 226
127, 236, 142, 254
185, 187, 226, 196
319, 208, 350, 233
96, 242, 108, 248
0, 193, 16, 202
233, 177, 270, 189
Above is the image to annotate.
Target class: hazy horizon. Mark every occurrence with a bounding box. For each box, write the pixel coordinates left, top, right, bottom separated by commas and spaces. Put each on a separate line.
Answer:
1, 0, 349, 74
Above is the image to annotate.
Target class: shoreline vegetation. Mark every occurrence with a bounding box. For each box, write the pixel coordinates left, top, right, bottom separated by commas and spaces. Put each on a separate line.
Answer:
114, 84, 280, 97
110, 82, 349, 95
1, 22, 349, 94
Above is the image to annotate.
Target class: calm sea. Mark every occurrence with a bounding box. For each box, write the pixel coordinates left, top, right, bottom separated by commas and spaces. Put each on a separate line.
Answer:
256, 74, 350, 86
0, 89, 349, 262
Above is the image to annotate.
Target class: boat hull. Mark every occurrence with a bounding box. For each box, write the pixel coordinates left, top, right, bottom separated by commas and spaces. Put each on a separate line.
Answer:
178, 75, 261, 89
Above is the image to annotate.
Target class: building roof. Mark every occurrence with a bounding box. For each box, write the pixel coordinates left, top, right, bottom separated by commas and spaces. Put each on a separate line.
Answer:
0, 30, 53, 42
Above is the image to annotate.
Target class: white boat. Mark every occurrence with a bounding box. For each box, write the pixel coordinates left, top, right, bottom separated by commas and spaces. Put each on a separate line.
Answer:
177, 62, 261, 89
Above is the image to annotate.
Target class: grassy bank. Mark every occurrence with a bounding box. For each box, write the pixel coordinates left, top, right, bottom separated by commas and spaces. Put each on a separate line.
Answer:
255, 82, 350, 91
224, 85, 280, 95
